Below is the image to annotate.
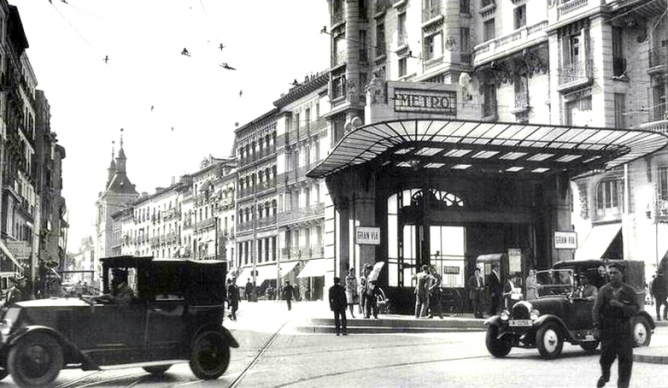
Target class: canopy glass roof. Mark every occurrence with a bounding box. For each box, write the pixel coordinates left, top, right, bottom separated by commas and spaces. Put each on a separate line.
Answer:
307, 119, 668, 179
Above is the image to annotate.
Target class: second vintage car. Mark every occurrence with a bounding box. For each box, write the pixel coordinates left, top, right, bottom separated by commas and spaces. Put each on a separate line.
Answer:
485, 259, 654, 359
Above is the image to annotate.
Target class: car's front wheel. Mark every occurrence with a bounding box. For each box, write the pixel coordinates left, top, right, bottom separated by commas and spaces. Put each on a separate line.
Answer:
536, 322, 563, 359
0, 367, 8, 380
143, 365, 171, 376
189, 330, 230, 380
8, 333, 63, 388
632, 316, 652, 347
485, 325, 511, 358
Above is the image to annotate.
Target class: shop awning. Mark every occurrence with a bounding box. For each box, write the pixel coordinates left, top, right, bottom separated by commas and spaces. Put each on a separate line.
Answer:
255, 265, 279, 285
0, 241, 25, 270
307, 119, 668, 179
574, 223, 622, 261
297, 259, 334, 278
234, 269, 248, 286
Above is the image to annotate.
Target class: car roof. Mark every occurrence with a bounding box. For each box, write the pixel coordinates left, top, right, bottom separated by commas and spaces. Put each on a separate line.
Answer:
101, 255, 226, 267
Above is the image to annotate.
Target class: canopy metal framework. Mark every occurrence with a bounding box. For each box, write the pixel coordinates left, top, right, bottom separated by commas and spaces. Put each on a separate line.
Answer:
307, 119, 668, 179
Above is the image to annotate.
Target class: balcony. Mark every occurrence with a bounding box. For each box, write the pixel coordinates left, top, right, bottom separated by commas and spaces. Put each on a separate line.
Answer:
557, 0, 589, 20
197, 217, 217, 231
374, 0, 392, 15
238, 220, 253, 232
257, 179, 276, 193
473, 20, 548, 66
557, 60, 593, 93
331, 9, 344, 26
513, 92, 529, 111
638, 118, 668, 134
258, 214, 277, 228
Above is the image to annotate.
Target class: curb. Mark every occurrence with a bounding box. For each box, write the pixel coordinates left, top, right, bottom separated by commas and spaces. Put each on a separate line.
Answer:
294, 324, 486, 334
634, 352, 668, 365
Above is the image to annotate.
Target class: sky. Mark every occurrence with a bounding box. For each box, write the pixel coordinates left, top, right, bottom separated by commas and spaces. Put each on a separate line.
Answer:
8, 0, 330, 253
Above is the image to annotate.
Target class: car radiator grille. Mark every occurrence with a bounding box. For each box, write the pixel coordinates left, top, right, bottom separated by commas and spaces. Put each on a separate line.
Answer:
512, 304, 530, 320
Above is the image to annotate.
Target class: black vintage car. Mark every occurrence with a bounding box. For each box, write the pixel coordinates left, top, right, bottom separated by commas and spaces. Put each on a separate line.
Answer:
0, 256, 238, 388
485, 259, 654, 359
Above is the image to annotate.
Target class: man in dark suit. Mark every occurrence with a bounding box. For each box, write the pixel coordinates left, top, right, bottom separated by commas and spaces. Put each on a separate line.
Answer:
468, 267, 485, 318
329, 277, 348, 335
487, 263, 502, 316
282, 281, 294, 311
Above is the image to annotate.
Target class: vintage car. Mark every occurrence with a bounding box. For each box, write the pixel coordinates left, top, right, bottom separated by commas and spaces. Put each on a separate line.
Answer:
485, 259, 654, 359
0, 256, 238, 388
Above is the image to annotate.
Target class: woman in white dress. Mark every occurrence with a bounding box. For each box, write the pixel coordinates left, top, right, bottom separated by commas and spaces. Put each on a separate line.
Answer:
344, 268, 358, 318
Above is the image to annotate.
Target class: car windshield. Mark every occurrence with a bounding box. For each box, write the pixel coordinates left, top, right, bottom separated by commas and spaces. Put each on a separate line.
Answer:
535, 269, 574, 297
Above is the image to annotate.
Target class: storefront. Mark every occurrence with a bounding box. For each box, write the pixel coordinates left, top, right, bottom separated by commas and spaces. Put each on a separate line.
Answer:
307, 81, 668, 313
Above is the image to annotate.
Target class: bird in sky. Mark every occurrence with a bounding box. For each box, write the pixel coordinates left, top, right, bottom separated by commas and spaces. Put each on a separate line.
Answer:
103, 55, 109, 64
181, 48, 190, 56
239, 90, 243, 97
219, 43, 225, 52
220, 63, 236, 70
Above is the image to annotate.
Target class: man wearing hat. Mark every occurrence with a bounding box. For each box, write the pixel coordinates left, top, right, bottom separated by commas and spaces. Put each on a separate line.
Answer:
592, 262, 640, 388
328, 277, 347, 335
651, 269, 667, 321
5, 274, 31, 306
95, 269, 134, 305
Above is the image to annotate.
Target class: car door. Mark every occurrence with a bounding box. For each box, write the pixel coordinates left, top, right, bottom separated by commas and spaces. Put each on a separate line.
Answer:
74, 303, 146, 366
564, 297, 595, 331
145, 298, 187, 360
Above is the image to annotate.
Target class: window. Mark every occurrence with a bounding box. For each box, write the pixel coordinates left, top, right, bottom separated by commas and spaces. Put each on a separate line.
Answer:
398, 13, 407, 46
333, 34, 347, 67
566, 34, 580, 65
359, 30, 368, 62
460, 0, 470, 14
332, 74, 346, 99
612, 27, 625, 77
654, 84, 667, 121
514, 5, 526, 30
424, 32, 442, 61
399, 57, 407, 77
460, 27, 471, 64
376, 22, 386, 56
596, 179, 621, 215
484, 19, 495, 42
566, 96, 592, 126
614, 93, 625, 129
660, 167, 668, 201
483, 83, 497, 118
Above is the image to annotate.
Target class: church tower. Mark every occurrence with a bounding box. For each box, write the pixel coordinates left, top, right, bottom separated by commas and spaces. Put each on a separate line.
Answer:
94, 129, 139, 262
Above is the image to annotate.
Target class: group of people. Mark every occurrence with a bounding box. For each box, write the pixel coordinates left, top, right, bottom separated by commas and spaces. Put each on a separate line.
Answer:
343, 264, 383, 320
413, 265, 443, 319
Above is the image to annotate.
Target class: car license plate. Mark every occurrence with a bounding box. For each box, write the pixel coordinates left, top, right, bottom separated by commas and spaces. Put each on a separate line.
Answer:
509, 319, 532, 327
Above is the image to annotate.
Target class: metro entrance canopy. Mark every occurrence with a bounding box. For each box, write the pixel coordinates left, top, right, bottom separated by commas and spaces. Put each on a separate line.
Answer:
307, 119, 668, 179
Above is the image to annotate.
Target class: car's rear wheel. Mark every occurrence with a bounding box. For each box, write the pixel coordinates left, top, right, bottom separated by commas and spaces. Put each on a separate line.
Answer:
8, 333, 63, 388
632, 316, 652, 347
536, 322, 563, 359
143, 365, 171, 376
580, 341, 599, 352
485, 325, 511, 358
189, 330, 230, 380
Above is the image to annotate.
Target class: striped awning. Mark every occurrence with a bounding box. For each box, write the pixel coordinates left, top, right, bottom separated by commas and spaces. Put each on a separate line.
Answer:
307, 119, 668, 179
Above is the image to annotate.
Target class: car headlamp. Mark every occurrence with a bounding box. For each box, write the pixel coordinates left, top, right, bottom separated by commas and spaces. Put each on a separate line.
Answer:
500, 310, 509, 321
530, 309, 540, 320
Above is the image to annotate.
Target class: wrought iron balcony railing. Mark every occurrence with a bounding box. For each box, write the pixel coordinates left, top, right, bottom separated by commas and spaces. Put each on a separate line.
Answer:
560, 60, 593, 85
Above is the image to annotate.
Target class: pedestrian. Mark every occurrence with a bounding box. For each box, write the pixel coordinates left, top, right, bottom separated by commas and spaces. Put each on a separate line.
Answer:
413, 265, 430, 318
227, 278, 240, 321
75, 280, 83, 297
487, 263, 502, 315
594, 265, 610, 289
592, 262, 641, 388
651, 270, 667, 321
503, 272, 522, 309
525, 269, 541, 301
283, 280, 294, 311
427, 266, 443, 319
574, 272, 598, 301
329, 277, 348, 336
5, 274, 32, 306
345, 267, 358, 318
364, 280, 381, 319
245, 278, 253, 302
358, 264, 371, 315
648, 274, 655, 306
468, 267, 485, 318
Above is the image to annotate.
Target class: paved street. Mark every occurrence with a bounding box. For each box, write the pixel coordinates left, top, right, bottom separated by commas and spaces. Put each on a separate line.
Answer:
8, 300, 665, 388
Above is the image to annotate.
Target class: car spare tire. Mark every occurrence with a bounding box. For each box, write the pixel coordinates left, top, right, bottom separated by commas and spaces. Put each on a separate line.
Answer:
632, 316, 652, 347
8, 333, 63, 388
189, 330, 230, 380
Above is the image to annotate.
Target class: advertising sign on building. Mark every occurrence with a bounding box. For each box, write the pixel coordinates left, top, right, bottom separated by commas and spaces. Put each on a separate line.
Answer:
6, 241, 31, 262
392, 89, 457, 116
554, 231, 577, 249
508, 248, 522, 274
356, 227, 381, 245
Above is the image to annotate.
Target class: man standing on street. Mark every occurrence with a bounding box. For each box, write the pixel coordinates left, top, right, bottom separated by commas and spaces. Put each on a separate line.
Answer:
428, 266, 443, 319
651, 270, 667, 321
329, 277, 348, 335
226, 278, 240, 321
413, 265, 430, 318
245, 278, 254, 302
487, 263, 502, 316
283, 281, 294, 311
468, 267, 485, 318
592, 262, 640, 388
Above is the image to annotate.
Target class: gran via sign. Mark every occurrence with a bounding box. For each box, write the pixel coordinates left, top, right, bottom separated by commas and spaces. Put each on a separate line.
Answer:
554, 231, 577, 250
392, 89, 457, 116
356, 227, 381, 245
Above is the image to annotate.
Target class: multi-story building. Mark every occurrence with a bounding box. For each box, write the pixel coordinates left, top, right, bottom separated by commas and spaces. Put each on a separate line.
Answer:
313, 0, 668, 312
94, 135, 139, 262
274, 72, 332, 300
234, 110, 280, 290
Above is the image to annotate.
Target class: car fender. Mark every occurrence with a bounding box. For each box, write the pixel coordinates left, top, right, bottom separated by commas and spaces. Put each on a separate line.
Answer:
532, 315, 576, 342
635, 311, 656, 330
192, 324, 239, 349
8, 326, 100, 370
484, 316, 502, 326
